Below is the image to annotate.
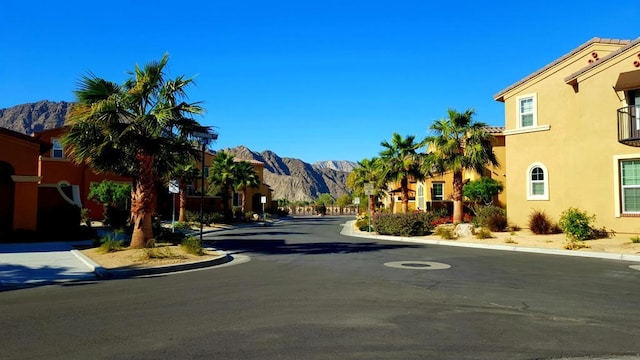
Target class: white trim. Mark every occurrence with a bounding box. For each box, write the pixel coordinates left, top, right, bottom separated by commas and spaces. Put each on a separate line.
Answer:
503, 125, 551, 136
613, 154, 640, 217
526, 162, 549, 201
516, 93, 537, 128
10, 175, 42, 183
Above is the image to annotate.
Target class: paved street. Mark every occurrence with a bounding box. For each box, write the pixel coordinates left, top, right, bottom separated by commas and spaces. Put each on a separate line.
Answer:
2, 217, 640, 359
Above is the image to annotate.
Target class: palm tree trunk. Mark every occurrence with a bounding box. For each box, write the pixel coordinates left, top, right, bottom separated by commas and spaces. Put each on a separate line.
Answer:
241, 187, 247, 213
369, 194, 375, 214
401, 177, 409, 213
178, 178, 187, 222
452, 170, 463, 223
130, 151, 155, 248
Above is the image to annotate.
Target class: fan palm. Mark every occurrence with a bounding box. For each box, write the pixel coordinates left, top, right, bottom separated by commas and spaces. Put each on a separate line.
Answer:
379, 133, 426, 213
63, 54, 209, 248
208, 151, 238, 215
425, 108, 499, 223
347, 157, 384, 214
233, 161, 261, 213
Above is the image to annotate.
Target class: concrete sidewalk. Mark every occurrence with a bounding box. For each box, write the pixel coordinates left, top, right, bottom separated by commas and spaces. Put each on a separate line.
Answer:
0, 241, 98, 290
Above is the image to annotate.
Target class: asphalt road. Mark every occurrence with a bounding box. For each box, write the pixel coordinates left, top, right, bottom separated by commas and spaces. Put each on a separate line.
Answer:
2, 216, 640, 359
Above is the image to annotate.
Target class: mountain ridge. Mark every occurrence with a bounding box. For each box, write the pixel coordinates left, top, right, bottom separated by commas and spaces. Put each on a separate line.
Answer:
0, 101, 355, 201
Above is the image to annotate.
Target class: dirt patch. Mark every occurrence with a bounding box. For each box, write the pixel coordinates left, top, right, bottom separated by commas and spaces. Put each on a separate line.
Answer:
80, 246, 222, 269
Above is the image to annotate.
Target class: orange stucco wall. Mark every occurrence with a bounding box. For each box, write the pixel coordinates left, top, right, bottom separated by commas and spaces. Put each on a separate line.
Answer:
0, 130, 43, 230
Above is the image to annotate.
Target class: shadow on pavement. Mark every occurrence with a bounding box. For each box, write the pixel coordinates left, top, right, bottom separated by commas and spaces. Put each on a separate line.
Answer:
206, 239, 422, 256
0, 263, 97, 292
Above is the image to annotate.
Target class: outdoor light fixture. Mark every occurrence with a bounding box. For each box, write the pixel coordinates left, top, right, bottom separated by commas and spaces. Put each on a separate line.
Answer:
193, 131, 218, 243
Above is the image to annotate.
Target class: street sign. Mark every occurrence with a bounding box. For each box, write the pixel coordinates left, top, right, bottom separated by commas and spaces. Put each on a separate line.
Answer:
364, 183, 374, 196
353, 197, 360, 205
169, 180, 179, 194
261, 196, 267, 204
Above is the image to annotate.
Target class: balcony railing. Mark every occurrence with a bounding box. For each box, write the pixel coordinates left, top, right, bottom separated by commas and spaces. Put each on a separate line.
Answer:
618, 106, 640, 147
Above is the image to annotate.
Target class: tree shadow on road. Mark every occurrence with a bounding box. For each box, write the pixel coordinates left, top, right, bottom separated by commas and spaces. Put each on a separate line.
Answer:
206, 238, 422, 256
0, 263, 98, 292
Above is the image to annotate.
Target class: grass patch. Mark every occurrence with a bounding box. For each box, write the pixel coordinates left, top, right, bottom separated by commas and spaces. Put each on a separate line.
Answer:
434, 225, 456, 240
181, 236, 204, 256
504, 237, 518, 244
98, 232, 125, 253
474, 228, 493, 239
142, 246, 178, 259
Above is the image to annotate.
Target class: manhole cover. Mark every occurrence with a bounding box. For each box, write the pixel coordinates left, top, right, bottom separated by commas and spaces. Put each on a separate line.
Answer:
384, 261, 451, 270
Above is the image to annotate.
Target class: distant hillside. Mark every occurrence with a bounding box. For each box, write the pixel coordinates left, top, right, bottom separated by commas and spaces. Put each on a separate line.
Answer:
226, 146, 352, 202
0, 101, 354, 202
0, 100, 70, 134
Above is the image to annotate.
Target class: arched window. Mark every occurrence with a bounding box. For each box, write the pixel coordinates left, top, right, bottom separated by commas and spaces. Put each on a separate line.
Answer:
527, 163, 549, 200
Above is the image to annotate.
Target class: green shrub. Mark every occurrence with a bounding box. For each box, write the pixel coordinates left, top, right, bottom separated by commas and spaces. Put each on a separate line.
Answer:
355, 214, 370, 231
98, 232, 125, 253
631, 236, 640, 244
173, 221, 192, 231
181, 236, 204, 256
315, 204, 327, 215
474, 206, 507, 232
374, 212, 435, 237
528, 210, 555, 234
558, 207, 596, 241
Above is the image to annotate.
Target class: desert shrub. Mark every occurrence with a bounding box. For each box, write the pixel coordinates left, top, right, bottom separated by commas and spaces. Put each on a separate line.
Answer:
463, 177, 504, 206
631, 236, 640, 244
474, 206, 508, 232
434, 225, 456, 239
186, 211, 225, 225
181, 236, 204, 256
142, 246, 176, 259
355, 214, 371, 231
475, 228, 493, 239
504, 237, 517, 244
558, 207, 596, 241
528, 210, 555, 234
173, 221, 192, 231
98, 232, 125, 253
374, 212, 435, 237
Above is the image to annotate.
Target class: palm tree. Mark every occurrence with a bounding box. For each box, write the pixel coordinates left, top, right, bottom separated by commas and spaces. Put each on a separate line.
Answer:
233, 161, 260, 213
63, 54, 209, 248
208, 151, 238, 215
425, 108, 499, 223
347, 157, 384, 214
172, 164, 200, 222
379, 133, 426, 213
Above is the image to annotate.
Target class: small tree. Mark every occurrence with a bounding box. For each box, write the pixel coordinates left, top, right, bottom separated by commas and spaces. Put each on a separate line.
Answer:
315, 193, 336, 205
88, 181, 132, 229
463, 177, 503, 207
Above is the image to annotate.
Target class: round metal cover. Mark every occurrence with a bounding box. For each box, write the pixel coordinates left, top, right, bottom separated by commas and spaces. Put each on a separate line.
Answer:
384, 261, 451, 270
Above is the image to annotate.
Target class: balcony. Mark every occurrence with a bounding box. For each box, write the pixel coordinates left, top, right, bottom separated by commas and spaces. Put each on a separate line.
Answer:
618, 106, 640, 147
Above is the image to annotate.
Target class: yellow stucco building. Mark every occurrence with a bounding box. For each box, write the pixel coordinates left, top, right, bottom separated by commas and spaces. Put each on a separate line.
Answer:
494, 37, 640, 234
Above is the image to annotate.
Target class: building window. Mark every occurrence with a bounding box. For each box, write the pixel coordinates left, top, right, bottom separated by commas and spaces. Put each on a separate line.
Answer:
203, 166, 210, 178
432, 183, 444, 201
621, 160, 640, 214
517, 94, 537, 128
232, 192, 241, 207
527, 162, 549, 200
51, 138, 64, 158
416, 183, 424, 209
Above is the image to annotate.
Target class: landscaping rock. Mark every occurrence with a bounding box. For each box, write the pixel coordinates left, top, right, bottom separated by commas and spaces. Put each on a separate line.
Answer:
454, 223, 474, 237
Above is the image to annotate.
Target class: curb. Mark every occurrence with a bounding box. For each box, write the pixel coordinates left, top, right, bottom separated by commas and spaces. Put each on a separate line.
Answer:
341, 221, 640, 263
71, 249, 232, 279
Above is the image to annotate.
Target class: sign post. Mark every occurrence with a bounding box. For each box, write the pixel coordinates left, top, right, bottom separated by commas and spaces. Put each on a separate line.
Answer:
364, 183, 374, 232
168, 180, 179, 232
261, 196, 267, 221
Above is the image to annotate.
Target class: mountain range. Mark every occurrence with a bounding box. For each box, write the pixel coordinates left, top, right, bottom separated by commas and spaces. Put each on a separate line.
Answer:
0, 101, 355, 201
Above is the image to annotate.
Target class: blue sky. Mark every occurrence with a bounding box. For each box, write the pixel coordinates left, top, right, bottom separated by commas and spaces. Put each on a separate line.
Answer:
1, 1, 638, 163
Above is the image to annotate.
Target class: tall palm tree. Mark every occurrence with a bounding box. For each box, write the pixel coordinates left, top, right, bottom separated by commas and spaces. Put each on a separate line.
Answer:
379, 133, 426, 213
233, 161, 261, 213
347, 157, 384, 214
425, 108, 499, 223
208, 151, 238, 215
63, 54, 209, 248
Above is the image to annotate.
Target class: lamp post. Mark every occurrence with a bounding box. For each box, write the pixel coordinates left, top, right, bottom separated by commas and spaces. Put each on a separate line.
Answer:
193, 131, 218, 244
